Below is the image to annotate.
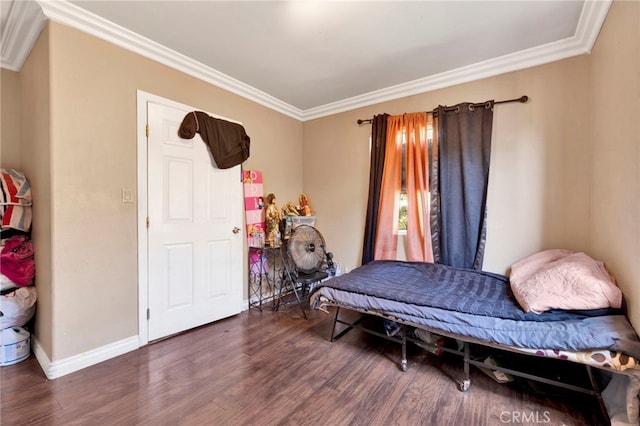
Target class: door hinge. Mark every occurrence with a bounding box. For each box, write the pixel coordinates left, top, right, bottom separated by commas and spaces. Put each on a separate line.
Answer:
147, 308, 150, 320
146, 123, 150, 137
146, 217, 150, 228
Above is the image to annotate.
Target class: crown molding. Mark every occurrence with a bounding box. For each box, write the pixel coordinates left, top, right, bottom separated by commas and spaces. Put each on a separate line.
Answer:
301, 0, 612, 120
575, 0, 612, 53
0, 0, 47, 71
35, 0, 305, 120
4, 0, 611, 121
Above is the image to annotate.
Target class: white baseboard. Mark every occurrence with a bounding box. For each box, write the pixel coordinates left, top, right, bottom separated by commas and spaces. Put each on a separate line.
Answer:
30, 303, 259, 380
32, 335, 139, 379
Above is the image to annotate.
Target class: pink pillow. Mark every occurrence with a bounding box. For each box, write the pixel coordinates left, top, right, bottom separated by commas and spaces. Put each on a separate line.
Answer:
510, 249, 622, 313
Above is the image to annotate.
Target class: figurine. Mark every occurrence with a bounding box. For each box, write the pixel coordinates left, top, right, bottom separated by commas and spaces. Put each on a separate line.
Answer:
299, 193, 311, 216
282, 202, 299, 217
265, 193, 282, 246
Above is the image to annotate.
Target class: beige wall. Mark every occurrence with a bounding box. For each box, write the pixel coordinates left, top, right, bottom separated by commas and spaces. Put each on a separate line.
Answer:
1, 69, 22, 169
589, 0, 640, 331
28, 22, 303, 361
303, 57, 591, 275
17, 26, 54, 357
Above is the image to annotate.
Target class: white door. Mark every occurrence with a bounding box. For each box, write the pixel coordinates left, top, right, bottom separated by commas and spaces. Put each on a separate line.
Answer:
146, 101, 243, 341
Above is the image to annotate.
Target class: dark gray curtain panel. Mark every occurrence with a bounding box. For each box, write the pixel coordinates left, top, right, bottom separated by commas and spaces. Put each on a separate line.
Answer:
433, 102, 494, 270
361, 114, 389, 265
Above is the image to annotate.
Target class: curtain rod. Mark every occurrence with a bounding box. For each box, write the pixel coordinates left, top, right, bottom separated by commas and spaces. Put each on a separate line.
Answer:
356, 95, 529, 125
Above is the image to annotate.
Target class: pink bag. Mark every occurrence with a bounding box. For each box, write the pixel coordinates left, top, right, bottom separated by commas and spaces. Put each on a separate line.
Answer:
0, 236, 35, 287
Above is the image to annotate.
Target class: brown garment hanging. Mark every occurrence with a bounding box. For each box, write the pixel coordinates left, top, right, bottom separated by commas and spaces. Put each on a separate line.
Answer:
178, 111, 251, 169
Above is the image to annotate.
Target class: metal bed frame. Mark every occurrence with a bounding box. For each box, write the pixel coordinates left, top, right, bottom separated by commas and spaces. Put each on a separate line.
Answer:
327, 305, 611, 423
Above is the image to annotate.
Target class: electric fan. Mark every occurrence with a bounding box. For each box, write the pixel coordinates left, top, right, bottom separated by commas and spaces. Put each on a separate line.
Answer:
287, 224, 329, 274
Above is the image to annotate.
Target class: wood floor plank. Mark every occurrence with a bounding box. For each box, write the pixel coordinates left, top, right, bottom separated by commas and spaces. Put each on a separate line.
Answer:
1, 308, 605, 425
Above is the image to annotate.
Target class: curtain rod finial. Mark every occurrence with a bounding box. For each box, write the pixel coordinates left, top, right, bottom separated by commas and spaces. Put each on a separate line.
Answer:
519, 95, 529, 103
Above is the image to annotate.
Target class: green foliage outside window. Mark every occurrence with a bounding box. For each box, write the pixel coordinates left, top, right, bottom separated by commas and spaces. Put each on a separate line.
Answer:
398, 193, 407, 231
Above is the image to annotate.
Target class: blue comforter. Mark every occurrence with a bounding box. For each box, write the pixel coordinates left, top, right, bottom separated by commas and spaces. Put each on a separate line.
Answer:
310, 261, 640, 358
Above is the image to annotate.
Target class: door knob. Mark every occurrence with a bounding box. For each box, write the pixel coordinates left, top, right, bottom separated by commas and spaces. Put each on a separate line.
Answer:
233, 227, 241, 234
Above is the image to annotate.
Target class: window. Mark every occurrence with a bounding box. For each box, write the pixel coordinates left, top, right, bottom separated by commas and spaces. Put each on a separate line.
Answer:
397, 125, 432, 231
373, 112, 432, 262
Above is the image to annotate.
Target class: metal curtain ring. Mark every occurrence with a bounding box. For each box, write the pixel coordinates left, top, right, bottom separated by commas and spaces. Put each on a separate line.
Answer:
468, 104, 475, 111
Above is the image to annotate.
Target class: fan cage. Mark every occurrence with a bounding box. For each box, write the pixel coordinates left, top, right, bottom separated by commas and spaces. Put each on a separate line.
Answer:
287, 224, 327, 274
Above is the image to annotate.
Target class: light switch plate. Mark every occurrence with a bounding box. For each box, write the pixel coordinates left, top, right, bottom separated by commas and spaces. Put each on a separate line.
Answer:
121, 188, 134, 203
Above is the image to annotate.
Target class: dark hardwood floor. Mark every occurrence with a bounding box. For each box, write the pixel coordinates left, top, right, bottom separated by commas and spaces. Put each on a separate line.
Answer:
1, 305, 605, 425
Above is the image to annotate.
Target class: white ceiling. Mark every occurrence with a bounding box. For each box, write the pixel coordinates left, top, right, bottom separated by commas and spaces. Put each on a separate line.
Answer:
1, 1, 611, 120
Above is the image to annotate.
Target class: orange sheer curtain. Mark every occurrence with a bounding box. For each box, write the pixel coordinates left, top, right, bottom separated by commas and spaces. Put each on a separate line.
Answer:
405, 113, 433, 262
374, 116, 403, 260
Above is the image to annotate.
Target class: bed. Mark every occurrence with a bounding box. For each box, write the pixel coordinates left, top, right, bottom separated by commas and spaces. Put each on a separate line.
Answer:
309, 258, 640, 424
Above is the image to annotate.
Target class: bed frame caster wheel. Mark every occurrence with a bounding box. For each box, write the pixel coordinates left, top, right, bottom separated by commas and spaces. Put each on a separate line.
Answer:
459, 379, 471, 392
